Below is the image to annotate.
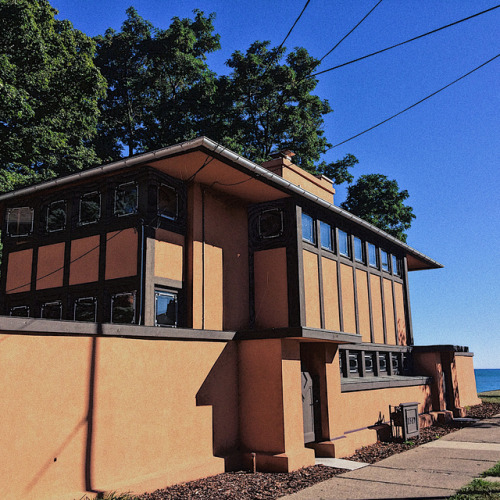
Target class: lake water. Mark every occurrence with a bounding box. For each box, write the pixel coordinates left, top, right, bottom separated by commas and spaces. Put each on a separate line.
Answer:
474, 369, 500, 393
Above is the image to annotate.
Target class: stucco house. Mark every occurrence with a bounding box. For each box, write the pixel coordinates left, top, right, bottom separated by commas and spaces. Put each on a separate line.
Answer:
0, 137, 481, 499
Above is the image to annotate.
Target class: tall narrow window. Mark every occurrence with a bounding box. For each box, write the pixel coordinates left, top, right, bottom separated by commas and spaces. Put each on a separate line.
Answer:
258, 209, 283, 239
10, 305, 30, 317
111, 292, 136, 324
46, 200, 66, 232
6, 207, 34, 236
381, 250, 389, 272
368, 243, 378, 268
158, 184, 178, 220
338, 230, 350, 257
354, 237, 365, 263
41, 301, 62, 320
114, 182, 138, 216
79, 191, 101, 225
392, 255, 401, 276
320, 221, 333, 250
74, 297, 97, 322
155, 290, 178, 327
301, 213, 315, 244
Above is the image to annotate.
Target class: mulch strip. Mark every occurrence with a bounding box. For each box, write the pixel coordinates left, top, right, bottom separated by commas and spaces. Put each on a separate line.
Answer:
135, 402, 500, 500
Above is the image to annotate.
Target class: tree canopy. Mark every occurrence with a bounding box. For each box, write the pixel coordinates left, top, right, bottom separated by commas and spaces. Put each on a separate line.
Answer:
0, 0, 106, 192
340, 174, 416, 242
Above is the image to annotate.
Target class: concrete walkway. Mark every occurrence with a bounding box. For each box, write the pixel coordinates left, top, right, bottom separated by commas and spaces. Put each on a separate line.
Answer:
282, 415, 500, 499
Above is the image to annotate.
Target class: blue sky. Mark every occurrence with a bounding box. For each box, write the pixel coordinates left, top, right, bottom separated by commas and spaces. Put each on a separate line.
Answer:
51, 0, 500, 368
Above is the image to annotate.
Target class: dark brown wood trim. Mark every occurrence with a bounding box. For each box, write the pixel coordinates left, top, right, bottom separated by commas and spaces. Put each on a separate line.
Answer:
403, 256, 414, 345
30, 245, 38, 293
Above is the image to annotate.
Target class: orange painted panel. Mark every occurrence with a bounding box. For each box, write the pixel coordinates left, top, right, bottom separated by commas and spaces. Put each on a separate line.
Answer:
383, 279, 396, 345
6, 248, 32, 294
321, 258, 340, 331
394, 282, 407, 345
303, 250, 321, 328
340, 264, 356, 334
70, 235, 100, 285
204, 244, 223, 330
154, 241, 183, 281
254, 248, 288, 329
370, 274, 384, 344
37, 242, 65, 290
454, 355, 482, 406
105, 228, 138, 280
239, 339, 285, 452
356, 270, 371, 343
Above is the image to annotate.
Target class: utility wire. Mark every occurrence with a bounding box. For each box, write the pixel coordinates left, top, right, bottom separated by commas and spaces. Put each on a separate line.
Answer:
312, 4, 500, 77
277, 0, 312, 51
329, 53, 500, 149
319, 0, 383, 63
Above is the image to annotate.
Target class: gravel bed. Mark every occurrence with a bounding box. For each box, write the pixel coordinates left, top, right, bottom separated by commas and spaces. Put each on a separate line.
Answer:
133, 402, 500, 500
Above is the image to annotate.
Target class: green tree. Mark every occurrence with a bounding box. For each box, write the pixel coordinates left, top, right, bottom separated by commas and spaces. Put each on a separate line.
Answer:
203, 41, 357, 185
340, 174, 416, 242
94, 8, 220, 160
0, 0, 106, 192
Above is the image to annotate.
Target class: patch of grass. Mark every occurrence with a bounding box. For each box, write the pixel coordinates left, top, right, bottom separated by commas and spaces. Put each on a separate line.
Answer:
481, 462, 500, 478
449, 478, 500, 499
479, 390, 500, 404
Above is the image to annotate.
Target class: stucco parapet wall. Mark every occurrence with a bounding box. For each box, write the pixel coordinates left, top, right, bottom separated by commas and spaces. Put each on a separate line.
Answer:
341, 375, 432, 392
412, 344, 472, 354
0, 316, 235, 341
235, 326, 362, 344
341, 342, 411, 352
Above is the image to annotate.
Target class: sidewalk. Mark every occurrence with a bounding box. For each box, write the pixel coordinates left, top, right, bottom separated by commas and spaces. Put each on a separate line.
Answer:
282, 415, 500, 499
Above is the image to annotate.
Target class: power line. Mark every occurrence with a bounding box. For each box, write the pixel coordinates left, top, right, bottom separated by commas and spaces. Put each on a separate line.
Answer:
312, 4, 500, 77
278, 0, 312, 51
329, 53, 500, 149
319, 0, 383, 63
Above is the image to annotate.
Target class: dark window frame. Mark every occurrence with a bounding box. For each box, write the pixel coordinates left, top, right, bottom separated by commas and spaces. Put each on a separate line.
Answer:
354, 236, 365, 263
6, 206, 34, 237
79, 191, 101, 226
258, 208, 284, 239
368, 243, 378, 268
320, 221, 333, 251
381, 249, 390, 272
45, 199, 67, 233
338, 229, 351, 258
301, 212, 315, 244
74, 296, 97, 322
111, 291, 136, 324
158, 183, 179, 221
41, 300, 63, 320
114, 182, 138, 217
154, 289, 178, 327
10, 305, 30, 317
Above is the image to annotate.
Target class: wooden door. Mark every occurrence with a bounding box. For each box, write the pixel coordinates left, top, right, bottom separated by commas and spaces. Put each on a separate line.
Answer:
302, 371, 315, 443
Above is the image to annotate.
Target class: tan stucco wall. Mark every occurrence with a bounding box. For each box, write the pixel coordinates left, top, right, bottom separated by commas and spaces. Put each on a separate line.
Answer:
105, 228, 138, 280
70, 235, 100, 285
303, 250, 321, 328
370, 274, 384, 344
356, 269, 371, 342
0, 333, 238, 500
254, 248, 289, 329
340, 264, 356, 334
383, 278, 396, 345
394, 282, 407, 345
322, 258, 340, 331
454, 355, 482, 406
36, 242, 65, 290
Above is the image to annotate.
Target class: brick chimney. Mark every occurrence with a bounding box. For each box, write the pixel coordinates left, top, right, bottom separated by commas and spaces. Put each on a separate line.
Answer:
262, 150, 335, 204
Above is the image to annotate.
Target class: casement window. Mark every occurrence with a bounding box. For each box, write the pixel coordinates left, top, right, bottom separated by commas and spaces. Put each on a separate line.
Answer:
381, 249, 390, 272
114, 182, 138, 217
41, 301, 62, 320
364, 353, 374, 373
301, 212, 315, 244
391, 353, 401, 374
111, 292, 136, 324
368, 243, 378, 268
354, 237, 365, 263
158, 184, 178, 220
320, 221, 333, 251
10, 305, 30, 317
155, 290, 178, 327
46, 200, 67, 232
258, 209, 283, 239
378, 353, 388, 374
338, 229, 351, 257
349, 353, 360, 375
74, 297, 97, 322
6, 207, 34, 237
392, 255, 402, 276
79, 191, 101, 225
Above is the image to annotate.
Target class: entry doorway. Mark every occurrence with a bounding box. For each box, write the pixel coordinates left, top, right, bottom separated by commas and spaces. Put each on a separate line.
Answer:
301, 370, 321, 444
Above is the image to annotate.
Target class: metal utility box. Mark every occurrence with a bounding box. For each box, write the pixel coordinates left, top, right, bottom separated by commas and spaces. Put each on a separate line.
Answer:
390, 402, 420, 440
